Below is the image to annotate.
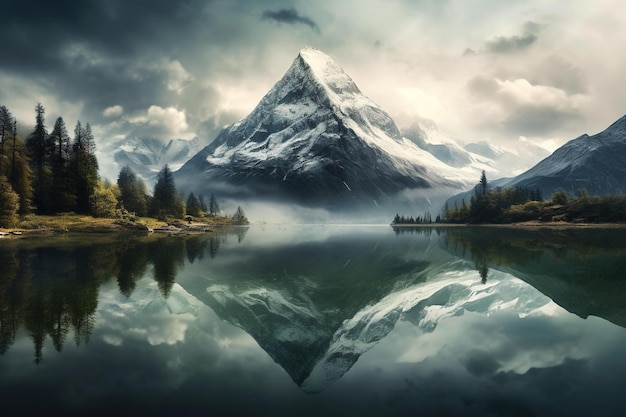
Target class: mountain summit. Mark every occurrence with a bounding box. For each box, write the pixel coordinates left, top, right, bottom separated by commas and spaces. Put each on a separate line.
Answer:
176, 47, 463, 211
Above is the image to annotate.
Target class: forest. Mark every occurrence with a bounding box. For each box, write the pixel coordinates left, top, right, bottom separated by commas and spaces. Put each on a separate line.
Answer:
0, 103, 248, 228
393, 171, 626, 225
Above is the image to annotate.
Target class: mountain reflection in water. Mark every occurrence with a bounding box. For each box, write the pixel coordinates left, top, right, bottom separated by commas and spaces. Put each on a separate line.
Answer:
2, 225, 626, 416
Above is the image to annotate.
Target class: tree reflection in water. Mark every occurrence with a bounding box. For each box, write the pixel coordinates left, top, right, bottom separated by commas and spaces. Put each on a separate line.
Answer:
0, 228, 246, 363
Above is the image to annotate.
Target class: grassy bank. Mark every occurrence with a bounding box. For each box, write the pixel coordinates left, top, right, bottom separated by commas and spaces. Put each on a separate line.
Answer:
1, 213, 242, 236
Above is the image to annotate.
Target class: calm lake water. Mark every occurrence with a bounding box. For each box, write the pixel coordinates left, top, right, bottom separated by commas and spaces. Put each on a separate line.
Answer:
2, 225, 626, 416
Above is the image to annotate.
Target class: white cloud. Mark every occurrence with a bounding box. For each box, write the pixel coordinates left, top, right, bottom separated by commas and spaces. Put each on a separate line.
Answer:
103, 104, 124, 118
125, 105, 193, 140
166, 60, 193, 93
465, 75, 586, 136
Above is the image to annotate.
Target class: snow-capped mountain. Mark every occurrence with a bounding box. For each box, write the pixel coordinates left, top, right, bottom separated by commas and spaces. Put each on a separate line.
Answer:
496, 114, 626, 197
100, 136, 204, 186
175, 47, 467, 211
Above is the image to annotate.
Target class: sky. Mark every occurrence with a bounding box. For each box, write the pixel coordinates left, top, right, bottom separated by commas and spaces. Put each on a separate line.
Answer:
2, 0, 626, 159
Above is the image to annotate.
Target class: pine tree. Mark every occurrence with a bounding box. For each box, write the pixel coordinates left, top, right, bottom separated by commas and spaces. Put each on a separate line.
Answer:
72, 121, 99, 213
49, 117, 74, 211
26, 103, 51, 212
479, 170, 488, 197
152, 165, 183, 219
186, 192, 201, 217
0, 106, 13, 156
3, 118, 32, 215
117, 166, 147, 216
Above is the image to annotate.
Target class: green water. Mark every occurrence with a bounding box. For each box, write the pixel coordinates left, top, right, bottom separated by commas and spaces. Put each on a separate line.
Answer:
2, 225, 626, 416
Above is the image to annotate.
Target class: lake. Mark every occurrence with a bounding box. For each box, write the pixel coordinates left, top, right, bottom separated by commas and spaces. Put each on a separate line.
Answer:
2, 225, 626, 416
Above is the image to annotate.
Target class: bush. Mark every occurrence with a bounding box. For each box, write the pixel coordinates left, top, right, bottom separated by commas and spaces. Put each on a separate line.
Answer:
0, 176, 19, 227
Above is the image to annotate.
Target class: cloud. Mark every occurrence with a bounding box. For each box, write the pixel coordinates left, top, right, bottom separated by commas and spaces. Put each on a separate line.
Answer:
166, 60, 193, 93
479, 21, 542, 54
466, 74, 585, 136
103, 105, 124, 118
262, 7, 320, 32
125, 105, 192, 140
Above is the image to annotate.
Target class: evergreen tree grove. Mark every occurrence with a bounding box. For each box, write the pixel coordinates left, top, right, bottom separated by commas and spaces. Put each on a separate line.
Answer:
72, 122, 99, 213
0, 105, 32, 215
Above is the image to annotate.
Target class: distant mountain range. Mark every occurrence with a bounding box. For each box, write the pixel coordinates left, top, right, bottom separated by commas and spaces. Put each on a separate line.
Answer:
447, 114, 626, 208
99, 136, 205, 186
402, 121, 549, 182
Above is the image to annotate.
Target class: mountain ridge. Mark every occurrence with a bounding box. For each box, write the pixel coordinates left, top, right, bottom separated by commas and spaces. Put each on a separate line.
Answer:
499, 113, 626, 197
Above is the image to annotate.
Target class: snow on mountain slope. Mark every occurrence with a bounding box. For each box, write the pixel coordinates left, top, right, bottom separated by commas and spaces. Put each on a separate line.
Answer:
99, 136, 204, 186
175, 47, 467, 211
403, 121, 549, 182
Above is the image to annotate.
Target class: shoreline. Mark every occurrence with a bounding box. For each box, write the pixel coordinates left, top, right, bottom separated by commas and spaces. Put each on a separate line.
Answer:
0, 214, 246, 239
391, 220, 626, 229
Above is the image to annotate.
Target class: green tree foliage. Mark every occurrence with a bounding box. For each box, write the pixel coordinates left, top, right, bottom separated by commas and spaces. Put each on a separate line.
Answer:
21, 104, 99, 215
440, 176, 626, 224
0, 175, 19, 227
0, 105, 13, 155
152, 165, 183, 219
48, 117, 75, 211
186, 192, 202, 217
90, 181, 119, 218
117, 166, 148, 216
26, 103, 52, 212
551, 188, 569, 205
72, 122, 99, 213
479, 170, 488, 196
0, 106, 32, 215
391, 212, 433, 225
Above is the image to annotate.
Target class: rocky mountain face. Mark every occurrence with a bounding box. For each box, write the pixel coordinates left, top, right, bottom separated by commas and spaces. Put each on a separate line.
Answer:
175, 47, 465, 211
500, 114, 626, 197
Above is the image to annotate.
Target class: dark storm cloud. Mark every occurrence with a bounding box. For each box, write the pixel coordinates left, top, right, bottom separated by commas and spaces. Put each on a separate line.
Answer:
485, 33, 537, 53
481, 21, 542, 54
262, 7, 320, 32
0, 0, 212, 128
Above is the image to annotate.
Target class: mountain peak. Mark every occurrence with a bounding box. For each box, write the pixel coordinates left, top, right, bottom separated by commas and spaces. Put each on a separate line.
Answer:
176, 48, 464, 210
605, 113, 626, 135
295, 47, 361, 97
